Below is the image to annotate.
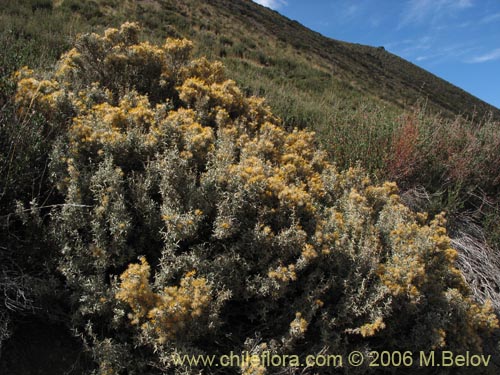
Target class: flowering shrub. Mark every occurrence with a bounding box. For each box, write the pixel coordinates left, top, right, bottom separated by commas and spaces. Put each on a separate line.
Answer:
116, 258, 212, 344
14, 23, 498, 374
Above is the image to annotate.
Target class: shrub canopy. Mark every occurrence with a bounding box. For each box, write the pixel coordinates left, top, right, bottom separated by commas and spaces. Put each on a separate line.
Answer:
14, 22, 498, 374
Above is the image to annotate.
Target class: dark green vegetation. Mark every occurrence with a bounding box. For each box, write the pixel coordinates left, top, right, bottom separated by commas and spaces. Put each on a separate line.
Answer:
1, 1, 500, 374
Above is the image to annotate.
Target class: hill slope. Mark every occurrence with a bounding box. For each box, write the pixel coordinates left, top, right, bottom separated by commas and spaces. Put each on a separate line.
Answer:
2, 0, 499, 124
200, 0, 500, 119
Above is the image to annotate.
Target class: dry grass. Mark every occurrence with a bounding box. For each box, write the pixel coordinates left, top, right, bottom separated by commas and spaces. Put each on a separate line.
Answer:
451, 217, 500, 312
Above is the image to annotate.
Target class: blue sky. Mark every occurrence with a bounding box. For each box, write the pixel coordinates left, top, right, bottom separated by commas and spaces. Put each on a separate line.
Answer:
252, 0, 500, 109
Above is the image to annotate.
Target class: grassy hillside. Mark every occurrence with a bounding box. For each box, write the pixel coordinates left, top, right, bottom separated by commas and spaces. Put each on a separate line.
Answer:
2, 0, 499, 172
2, 0, 500, 119
198, 0, 500, 119
1, 1, 500, 374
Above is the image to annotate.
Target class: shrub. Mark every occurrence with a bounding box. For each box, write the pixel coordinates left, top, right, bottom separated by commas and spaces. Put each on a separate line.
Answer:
14, 23, 498, 374
387, 107, 500, 196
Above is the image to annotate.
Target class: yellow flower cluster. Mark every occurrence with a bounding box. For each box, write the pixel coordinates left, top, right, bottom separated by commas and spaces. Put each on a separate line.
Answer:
178, 77, 245, 119
166, 108, 215, 160
241, 354, 267, 375
115, 257, 157, 325
230, 156, 267, 187
116, 258, 211, 344
55, 22, 165, 85
443, 289, 499, 350
289, 312, 308, 337
14, 66, 63, 117
268, 265, 297, 282
377, 213, 462, 300
364, 181, 399, 209
358, 317, 386, 337
70, 92, 155, 149
126, 41, 165, 69
183, 57, 225, 85
301, 243, 318, 262
163, 38, 194, 71
226, 125, 327, 213
55, 48, 82, 81
147, 271, 211, 344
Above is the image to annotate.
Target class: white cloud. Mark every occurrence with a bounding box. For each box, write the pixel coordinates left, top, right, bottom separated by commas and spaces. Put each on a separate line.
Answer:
343, 4, 359, 18
456, 0, 473, 8
386, 36, 480, 66
468, 48, 500, 63
388, 35, 433, 56
252, 0, 287, 10
480, 12, 500, 24
412, 44, 478, 65
400, 0, 473, 27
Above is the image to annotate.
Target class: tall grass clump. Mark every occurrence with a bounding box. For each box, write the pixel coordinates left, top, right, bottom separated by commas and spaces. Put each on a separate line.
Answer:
388, 107, 500, 195
10, 23, 499, 374
0, 37, 64, 361
386, 106, 500, 242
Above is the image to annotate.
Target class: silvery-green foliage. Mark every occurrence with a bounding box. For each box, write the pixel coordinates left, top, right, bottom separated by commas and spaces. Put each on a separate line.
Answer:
13, 23, 498, 375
